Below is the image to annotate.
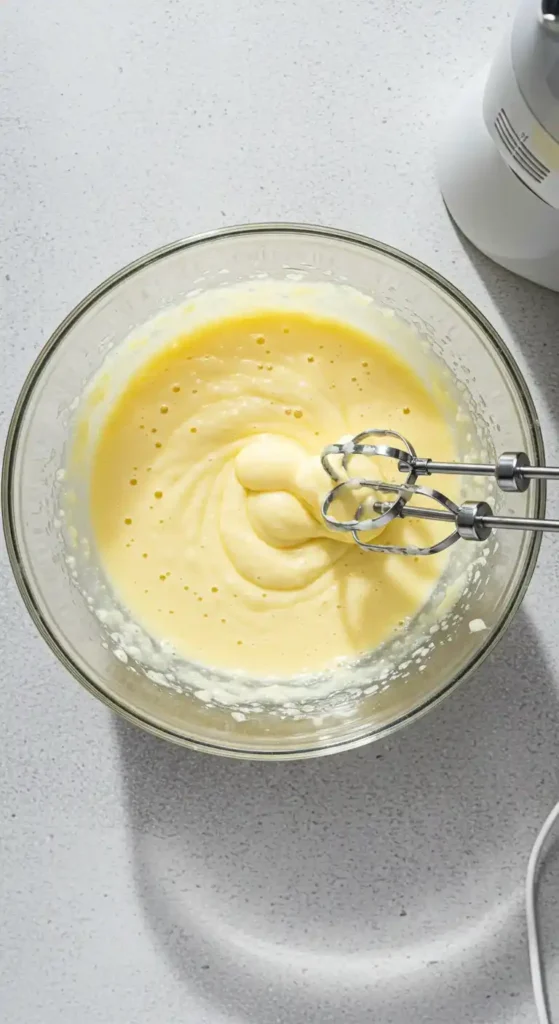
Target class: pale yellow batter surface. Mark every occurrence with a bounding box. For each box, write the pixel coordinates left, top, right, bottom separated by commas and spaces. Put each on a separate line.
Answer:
90, 311, 457, 676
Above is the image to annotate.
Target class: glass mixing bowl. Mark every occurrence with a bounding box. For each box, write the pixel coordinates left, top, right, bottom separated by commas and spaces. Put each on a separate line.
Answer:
2, 224, 545, 759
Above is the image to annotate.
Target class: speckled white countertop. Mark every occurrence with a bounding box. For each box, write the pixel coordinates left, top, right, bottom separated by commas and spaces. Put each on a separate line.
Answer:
2, 1, 559, 1021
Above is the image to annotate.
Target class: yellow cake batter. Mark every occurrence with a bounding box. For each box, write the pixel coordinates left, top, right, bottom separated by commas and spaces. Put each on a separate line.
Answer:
90, 310, 457, 676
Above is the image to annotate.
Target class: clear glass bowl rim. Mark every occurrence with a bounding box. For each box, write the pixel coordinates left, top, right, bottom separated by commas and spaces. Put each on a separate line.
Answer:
1, 222, 546, 759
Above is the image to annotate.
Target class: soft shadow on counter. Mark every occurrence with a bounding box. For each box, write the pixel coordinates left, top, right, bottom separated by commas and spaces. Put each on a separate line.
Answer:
115, 607, 559, 1024
453, 232, 559, 436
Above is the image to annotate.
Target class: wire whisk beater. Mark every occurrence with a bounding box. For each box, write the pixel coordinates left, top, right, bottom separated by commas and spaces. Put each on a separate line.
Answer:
320, 429, 559, 556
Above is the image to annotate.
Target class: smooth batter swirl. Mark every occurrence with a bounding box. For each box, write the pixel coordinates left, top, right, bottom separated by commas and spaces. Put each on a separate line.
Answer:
90, 310, 457, 677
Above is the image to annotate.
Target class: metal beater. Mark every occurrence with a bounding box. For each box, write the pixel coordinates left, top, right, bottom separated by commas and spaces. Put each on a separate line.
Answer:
320, 429, 559, 556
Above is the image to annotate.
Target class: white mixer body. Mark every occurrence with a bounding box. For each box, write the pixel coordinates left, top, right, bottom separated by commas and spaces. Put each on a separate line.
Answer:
438, 0, 559, 291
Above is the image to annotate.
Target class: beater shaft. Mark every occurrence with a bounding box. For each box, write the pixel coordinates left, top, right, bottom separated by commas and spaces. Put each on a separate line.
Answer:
403, 457, 559, 485
375, 501, 559, 533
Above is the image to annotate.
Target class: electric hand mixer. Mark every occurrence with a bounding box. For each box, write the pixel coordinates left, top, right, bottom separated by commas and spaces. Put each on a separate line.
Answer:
438, 6, 559, 1016
438, 0, 559, 291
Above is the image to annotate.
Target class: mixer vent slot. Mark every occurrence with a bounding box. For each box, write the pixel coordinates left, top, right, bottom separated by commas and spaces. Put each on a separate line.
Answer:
494, 108, 550, 184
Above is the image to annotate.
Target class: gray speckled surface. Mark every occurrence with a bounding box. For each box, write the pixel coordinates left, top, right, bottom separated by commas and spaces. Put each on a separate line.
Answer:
2, 1, 559, 1021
